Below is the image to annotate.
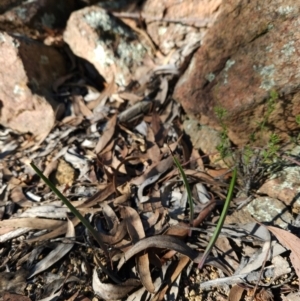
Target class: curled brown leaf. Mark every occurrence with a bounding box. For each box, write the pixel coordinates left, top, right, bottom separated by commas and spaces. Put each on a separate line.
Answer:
92, 269, 140, 300
120, 206, 155, 293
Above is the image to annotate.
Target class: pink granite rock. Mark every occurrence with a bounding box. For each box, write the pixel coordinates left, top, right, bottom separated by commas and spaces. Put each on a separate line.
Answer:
258, 166, 300, 209
173, 0, 300, 146
0, 32, 66, 138
63, 6, 154, 86
142, 0, 222, 55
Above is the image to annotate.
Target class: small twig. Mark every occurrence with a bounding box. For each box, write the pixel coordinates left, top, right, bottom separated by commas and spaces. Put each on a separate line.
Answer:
281, 154, 300, 166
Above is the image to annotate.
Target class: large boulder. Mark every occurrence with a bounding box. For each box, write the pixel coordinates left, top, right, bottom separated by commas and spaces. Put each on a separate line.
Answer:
173, 0, 300, 146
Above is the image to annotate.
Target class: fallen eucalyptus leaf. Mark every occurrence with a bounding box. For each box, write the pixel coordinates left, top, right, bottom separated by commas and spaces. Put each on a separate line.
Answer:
268, 226, 300, 286
117, 235, 229, 274
95, 115, 117, 154
135, 156, 173, 203
120, 206, 155, 293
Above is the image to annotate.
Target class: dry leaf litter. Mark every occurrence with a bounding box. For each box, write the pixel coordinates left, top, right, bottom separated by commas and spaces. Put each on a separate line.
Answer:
0, 2, 300, 301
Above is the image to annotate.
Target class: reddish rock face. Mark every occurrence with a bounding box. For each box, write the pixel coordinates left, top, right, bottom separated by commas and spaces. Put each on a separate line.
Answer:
173, 0, 300, 146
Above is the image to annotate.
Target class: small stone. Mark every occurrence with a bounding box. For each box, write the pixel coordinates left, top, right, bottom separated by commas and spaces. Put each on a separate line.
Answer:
64, 6, 154, 86
246, 196, 293, 228
52, 159, 77, 185
182, 117, 231, 167
258, 166, 300, 208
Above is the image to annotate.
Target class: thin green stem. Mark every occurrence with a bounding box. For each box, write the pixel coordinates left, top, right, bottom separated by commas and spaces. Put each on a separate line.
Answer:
198, 167, 237, 269
31, 163, 104, 248
173, 156, 194, 228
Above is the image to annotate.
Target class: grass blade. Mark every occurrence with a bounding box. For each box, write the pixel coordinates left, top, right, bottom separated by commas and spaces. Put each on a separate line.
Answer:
30, 163, 105, 249
30, 162, 122, 283
198, 167, 237, 269
173, 156, 194, 228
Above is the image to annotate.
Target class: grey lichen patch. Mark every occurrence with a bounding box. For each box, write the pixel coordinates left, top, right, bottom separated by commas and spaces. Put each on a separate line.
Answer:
277, 6, 295, 15
205, 72, 215, 82
223, 59, 235, 84
290, 145, 300, 156
85, 8, 150, 86
260, 64, 275, 76
224, 59, 235, 71
246, 197, 292, 228
254, 64, 275, 90
281, 41, 295, 57
117, 39, 146, 65
15, 7, 27, 20
117, 39, 147, 85
84, 10, 135, 39
93, 35, 147, 86
276, 166, 300, 192
41, 13, 56, 28
265, 44, 273, 52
